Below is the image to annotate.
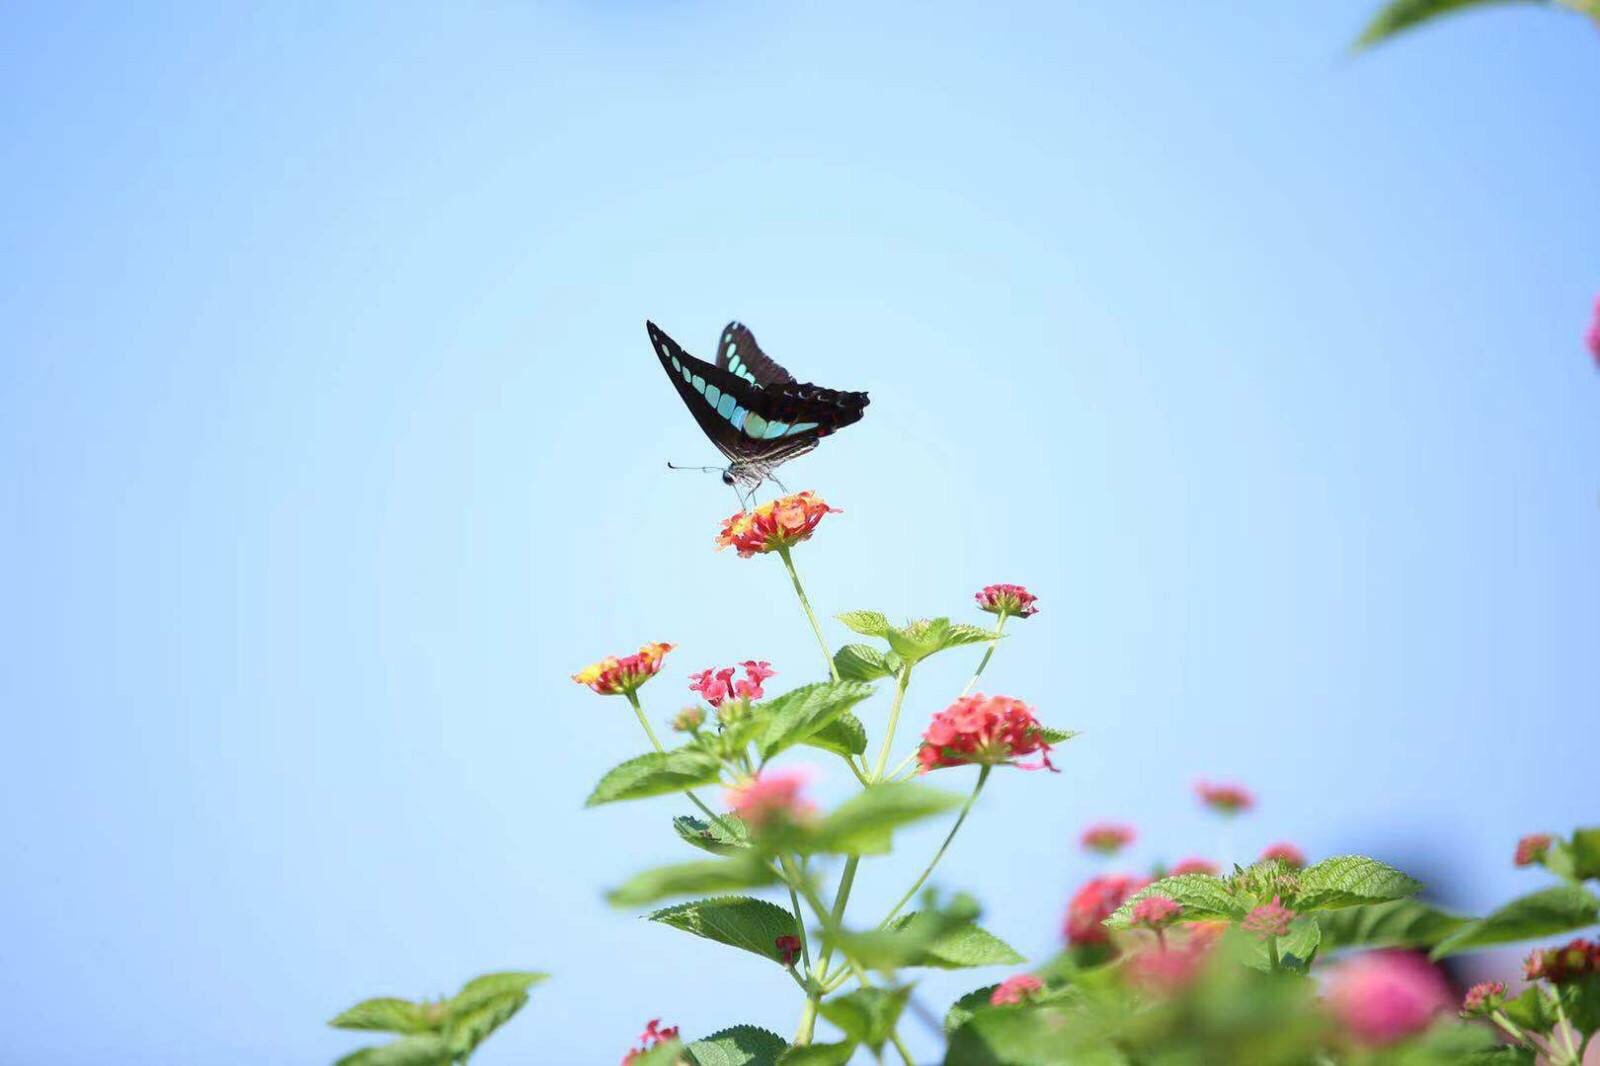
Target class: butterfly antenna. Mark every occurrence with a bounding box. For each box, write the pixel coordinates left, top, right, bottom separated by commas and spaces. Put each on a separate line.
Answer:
666, 462, 725, 473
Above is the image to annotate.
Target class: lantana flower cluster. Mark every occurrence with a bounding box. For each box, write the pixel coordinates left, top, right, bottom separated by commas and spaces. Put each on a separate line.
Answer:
975, 583, 1040, 618
688, 660, 776, 707
725, 768, 816, 831
1064, 874, 1150, 945
622, 1018, 679, 1065
917, 694, 1056, 772
1523, 938, 1600, 984
715, 491, 839, 557
1195, 779, 1254, 815
1081, 822, 1136, 855
572, 642, 674, 696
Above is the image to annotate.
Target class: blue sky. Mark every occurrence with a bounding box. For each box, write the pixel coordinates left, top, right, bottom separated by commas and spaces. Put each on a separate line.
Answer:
2, 3, 1596, 1063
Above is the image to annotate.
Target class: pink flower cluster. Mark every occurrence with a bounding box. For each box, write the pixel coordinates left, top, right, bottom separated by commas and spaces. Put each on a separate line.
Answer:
1063, 873, 1150, 945
1170, 857, 1219, 877
975, 583, 1039, 618
989, 974, 1044, 1006
917, 694, 1056, 773
688, 660, 776, 707
725, 768, 816, 831
1195, 780, 1254, 815
1241, 896, 1295, 940
1131, 894, 1183, 929
1259, 842, 1306, 868
775, 934, 803, 967
1081, 822, 1136, 855
1460, 981, 1505, 1016
1587, 293, 1600, 367
1326, 952, 1451, 1047
1513, 833, 1553, 867
1524, 938, 1600, 984
622, 1019, 679, 1065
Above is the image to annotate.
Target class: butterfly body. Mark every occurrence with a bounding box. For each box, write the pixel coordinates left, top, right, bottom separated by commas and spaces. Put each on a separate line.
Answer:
647, 320, 868, 503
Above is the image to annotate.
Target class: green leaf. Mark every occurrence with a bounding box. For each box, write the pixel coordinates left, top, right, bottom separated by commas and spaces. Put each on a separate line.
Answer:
450, 971, 545, 1011
834, 644, 894, 682
884, 618, 946, 664
334, 1035, 454, 1066
801, 711, 868, 758
1035, 726, 1079, 745
1241, 915, 1321, 972
1430, 885, 1600, 959
684, 1025, 790, 1066
939, 622, 1001, 649
629, 1039, 687, 1066
893, 914, 1024, 969
943, 1005, 1082, 1065
943, 985, 999, 1035
1105, 874, 1241, 928
775, 1042, 857, 1065
1296, 855, 1421, 909
809, 782, 963, 855
836, 610, 893, 637
329, 998, 432, 1034
1353, 0, 1548, 51
819, 986, 912, 1053
1316, 899, 1469, 950
674, 813, 752, 855
1570, 826, 1600, 880
586, 749, 723, 807
649, 896, 800, 964
1499, 985, 1558, 1032
444, 993, 527, 1057
607, 856, 778, 908
758, 680, 875, 760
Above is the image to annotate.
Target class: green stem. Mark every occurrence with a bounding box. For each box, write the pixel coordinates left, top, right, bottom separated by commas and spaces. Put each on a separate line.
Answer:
960, 611, 1009, 696
880, 765, 990, 927
871, 668, 913, 782
1267, 935, 1280, 972
888, 1031, 916, 1066
1552, 994, 1581, 1064
795, 855, 861, 1043
624, 690, 739, 843
626, 691, 666, 752
1488, 1010, 1531, 1049
778, 545, 838, 682
779, 857, 814, 977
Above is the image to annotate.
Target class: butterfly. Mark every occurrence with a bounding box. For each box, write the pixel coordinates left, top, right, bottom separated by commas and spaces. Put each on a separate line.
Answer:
647, 320, 869, 508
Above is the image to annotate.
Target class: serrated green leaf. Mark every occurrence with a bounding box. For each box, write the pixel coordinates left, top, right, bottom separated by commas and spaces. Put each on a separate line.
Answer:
1316, 899, 1468, 950
1499, 985, 1558, 1031
944, 985, 999, 1035
758, 681, 875, 760
1353, 0, 1547, 52
649, 896, 800, 963
329, 998, 432, 1034
894, 913, 1024, 969
607, 856, 778, 908
836, 610, 893, 637
674, 813, 752, 855
1105, 874, 1241, 928
809, 782, 963, 855
939, 623, 1001, 650
450, 971, 545, 1012
884, 619, 942, 664
684, 1025, 789, 1066
444, 992, 527, 1058
334, 1035, 454, 1066
775, 1041, 857, 1065
819, 986, 912, 1052
1296, 855, 1421, 909
1036, 726, 1079, 745
834, 644, 893, 682
586, 749, 723, 807
801, 711, 868, 758
942, 1005, 1084, 1065
1430, 884, 1600, 959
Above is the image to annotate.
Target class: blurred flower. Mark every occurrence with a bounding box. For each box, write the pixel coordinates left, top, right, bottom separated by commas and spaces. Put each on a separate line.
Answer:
1326, 952, 1451, 1047
622, 1019, 680, 1065
716, 491, 839, 557
1127, 931, 1217, 993
671, 707, 705, 733
775, 934, 803, 967
1460, 981, 1505, 1017
573, 642, 674, 696
1131, 894, 1183, 929
1195, 780, 1254, 815
1513, 833, 1553, 867
975, 583, 1040, 618
1241, 896, 1295, 940
1524, 938, 1600, 984
917, 694, 1056, 772
989, 974, 1044, 1006
1170, 857, 1219, 877
1259, 842, 1306, 869
1064, 873, 1150, 945
1587, 293, 1600, 367
726, 768, 816, 831
1081, 822, 1136, 856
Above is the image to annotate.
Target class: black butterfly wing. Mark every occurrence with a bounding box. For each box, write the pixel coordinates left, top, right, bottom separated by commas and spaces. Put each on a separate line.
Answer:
716, 321, 796, 388
647, 320, 870, 468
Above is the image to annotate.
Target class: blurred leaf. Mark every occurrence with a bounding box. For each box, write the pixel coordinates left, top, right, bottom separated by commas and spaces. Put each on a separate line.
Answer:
329, 998, 432, 1034
1569, 826, 1600, 880
608, 856, 778, 908
1353, 0, 1548, 51
1431, 885, 1600, 958
1036, 727, 1079, 745
801, 711, 868, 758
819, 986, 911, 1053
684, 1025, 789, 1066
943, 1005, 1086, 1065
775, 1041, 857, 1065
939, 622, 1002, 649
836, 610, 893, 637
586, 749, 723, 807
834, 644, 894, 682
674, 813, 751, 855
649, 896, 800, 964
334, 1035, 454, 1066
1316, 899, 1468, 950
944, 985, 1000, 1035
1499, 986, 1558, 1031
449, 971, 545, 1012
1296, 855, 1421, 909
809, 782, 963, 855
630, 1039, 687, 1066
1106, 874, 1241, 928
758, 681, 875, 760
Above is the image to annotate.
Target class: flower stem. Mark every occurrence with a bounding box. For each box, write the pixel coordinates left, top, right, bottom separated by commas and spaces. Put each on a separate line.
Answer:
1266, 935, 1280, 972
624, 690, 736, 840
795, 854, 861, 1043
879, 765, 990, 927
871, 667, 913, 782
960, 611, 1009, 696
626, 691, 667, 752
777, 545, 838, 682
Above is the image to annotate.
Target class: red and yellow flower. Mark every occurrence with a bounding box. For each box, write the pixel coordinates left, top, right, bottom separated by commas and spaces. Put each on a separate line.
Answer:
571, 642, 674, 696
716, 491, 839, 557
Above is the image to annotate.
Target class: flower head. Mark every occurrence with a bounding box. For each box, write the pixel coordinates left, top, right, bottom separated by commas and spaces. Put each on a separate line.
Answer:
1170, 857, 1219, 877
688, 660, 774, 708
1081, 822, 1136, 856
725, 768, 816, 831
975, 583, 1039, 618
1131, 894, 1183, 930
1064, 873, 1150, 945
1587, 293, 1600, 367
1326, 952, 1451, 1047
1460, 981, 1505, 1017
917, 694, 1056, 773
1524, 938, 1600, 984
671, 706, 705, 733
1259, 842, 1306, 869
989, 974, 1044, 1006
622, 1019, 680, 1065
1195, 780, 1254, 815
716, 492, 839, 557
1126, 929, 1219, 992
1514, 833, 1553, 868
573, 642, 674, 696
775, 934, 803, 967
737, 660, 776, 696
1240, 896, 1295, 940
